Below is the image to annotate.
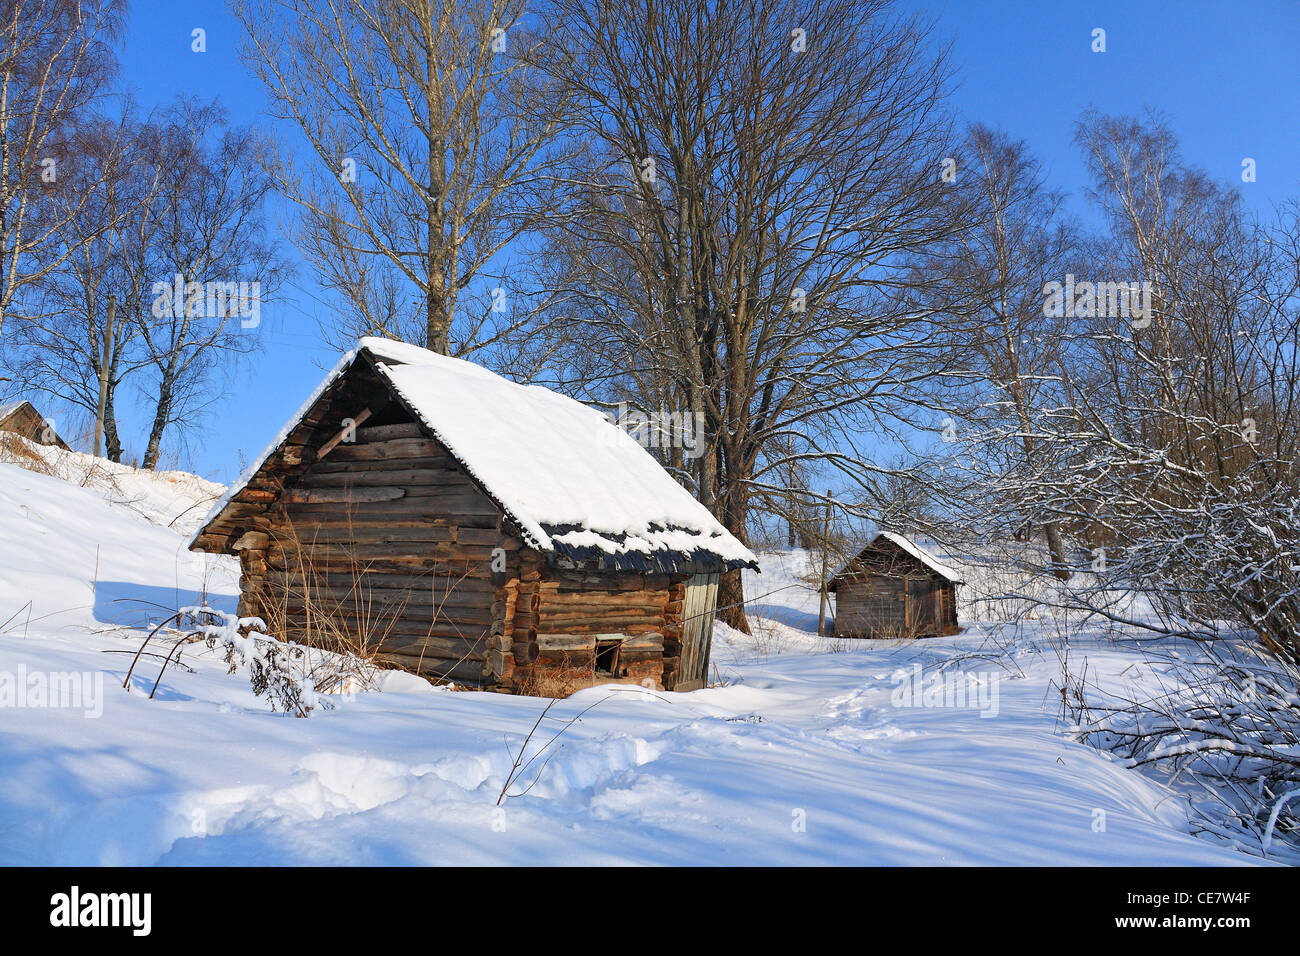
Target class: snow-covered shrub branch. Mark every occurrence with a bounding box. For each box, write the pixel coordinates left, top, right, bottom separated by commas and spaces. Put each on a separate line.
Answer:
1065, 639, 1300, 861
923, 151, 1300, 661
181, 607, 327, 717
126, 607, 379, 716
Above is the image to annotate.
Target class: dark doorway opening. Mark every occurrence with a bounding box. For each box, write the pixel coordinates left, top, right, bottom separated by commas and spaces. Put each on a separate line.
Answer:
595, 640, 622, 676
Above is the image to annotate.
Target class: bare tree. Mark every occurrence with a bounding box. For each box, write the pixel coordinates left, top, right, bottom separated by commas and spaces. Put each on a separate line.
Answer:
132, 99, 283, 469
232, 0, 570, 355
537, 0, 962, 629
912, 124, 1082, 575
0, 0, 123, 339
18, 98, 282, 467
998, 112, 1300, 660
13, 103, 152, 460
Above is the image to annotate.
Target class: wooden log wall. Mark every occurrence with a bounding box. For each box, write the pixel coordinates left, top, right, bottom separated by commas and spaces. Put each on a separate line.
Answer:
660, 578, 687, 689
832, 575, 959, 639
504, 567, 686, 689
234, 414, 516, 685
832, 577, 907, 638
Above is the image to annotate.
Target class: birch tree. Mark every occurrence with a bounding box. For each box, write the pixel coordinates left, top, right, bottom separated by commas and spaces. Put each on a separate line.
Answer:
233, 0, 569, 354
132, 99, 282, 469
0, 0, 122, 339
1000, 112, 1300, 660
14, 99, 280, 466
14, 105, 149, 460
913, 124, 1082, 575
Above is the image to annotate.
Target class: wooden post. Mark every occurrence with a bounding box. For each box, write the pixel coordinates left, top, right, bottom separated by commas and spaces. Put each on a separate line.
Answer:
817, 490, 831, 636
904, 575, 911, 634
93, 294, 116, 458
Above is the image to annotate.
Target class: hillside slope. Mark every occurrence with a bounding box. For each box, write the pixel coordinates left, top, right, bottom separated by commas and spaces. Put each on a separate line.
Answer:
0, 452, 1266, 865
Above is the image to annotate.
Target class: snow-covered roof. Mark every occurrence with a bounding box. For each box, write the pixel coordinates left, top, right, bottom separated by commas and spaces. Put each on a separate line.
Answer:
191, 338, 758, 571
876, 532, 963, 582
0, 400, 31, 421
831, 531, 964, 584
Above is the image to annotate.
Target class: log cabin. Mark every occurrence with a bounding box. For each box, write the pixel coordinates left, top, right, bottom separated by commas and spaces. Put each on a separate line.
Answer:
0, 400, 69, 450
189, 338, 757, 694
828, 532, 961, 639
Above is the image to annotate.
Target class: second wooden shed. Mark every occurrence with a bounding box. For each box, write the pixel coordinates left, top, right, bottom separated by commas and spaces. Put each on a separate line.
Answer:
828, 532, 962, 639
0, 400, 69, 450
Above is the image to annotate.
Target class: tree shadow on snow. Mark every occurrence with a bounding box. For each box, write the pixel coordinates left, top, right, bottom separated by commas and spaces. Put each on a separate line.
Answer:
746, 603, 828, 633
93, 581, 238, 630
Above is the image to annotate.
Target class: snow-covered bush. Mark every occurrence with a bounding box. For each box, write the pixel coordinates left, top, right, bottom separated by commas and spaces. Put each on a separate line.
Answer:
1066, 638, 1300, 862
132, 607, 378, 716
181, 607, 330, 716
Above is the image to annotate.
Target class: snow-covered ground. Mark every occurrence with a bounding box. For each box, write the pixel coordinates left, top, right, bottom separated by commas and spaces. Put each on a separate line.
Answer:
0, 435, 225, 539
0, 443, 1274, 865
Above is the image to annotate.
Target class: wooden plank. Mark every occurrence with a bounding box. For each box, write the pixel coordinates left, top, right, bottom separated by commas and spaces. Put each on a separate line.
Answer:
536, 633, 597, 651
237, 489, 278, 504
281, 487, 407, 504
676, 572, 718, 690
279, 500, 498, 520
618, 632, 663, 651
268, 542, 506, 563
456, 527, 512, 546
303, 459, 457, 480
279, 619, 493, 642
277, 525, 457, 544
266, 569, 494, 591
275, 595, 493, 619
233, 531, 271, 551
294, 476, 473, 496
316, 407, 373, 460
276, 593, 493, 617
265, 557, 493, 579
324, 437, 443, 462
355, 421, 424, 442
375, 653, 485, 684
372, 633, 488, 659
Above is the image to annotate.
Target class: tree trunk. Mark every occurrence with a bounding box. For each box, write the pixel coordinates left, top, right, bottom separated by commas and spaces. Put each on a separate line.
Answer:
1043, 520, 1070, 581
423, 12, 449, 356
1018, 428, 1071, 580
715, 483, 751, 633
426, 284, 448, 354
142, 372, 175, 469
103, 382, 123, 463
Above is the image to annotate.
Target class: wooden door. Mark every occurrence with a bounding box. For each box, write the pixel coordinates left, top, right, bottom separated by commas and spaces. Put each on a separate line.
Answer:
675, 572, 719, 691
908, 578, 937, 635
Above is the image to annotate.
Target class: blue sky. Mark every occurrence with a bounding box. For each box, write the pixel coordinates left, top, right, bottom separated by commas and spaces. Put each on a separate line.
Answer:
102, 0, 1300, 482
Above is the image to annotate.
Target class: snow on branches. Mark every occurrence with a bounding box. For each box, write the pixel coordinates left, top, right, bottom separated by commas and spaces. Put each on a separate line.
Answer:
181, 607, 326, 717
124, 606, 377, 716
1066, 639, 1300, 862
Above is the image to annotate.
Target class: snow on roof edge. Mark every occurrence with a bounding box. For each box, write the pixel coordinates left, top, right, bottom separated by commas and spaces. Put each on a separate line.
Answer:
190, 339, 758, 570
187, 347, 359, 549
0, 399, 34, 420
830, 531, 965, 584
876, 532, 964, 583
372, 354, 757, 567
374, 358, 551, 552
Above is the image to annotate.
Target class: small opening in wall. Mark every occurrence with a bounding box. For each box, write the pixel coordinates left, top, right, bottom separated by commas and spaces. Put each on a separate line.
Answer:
595, 640, 621, 676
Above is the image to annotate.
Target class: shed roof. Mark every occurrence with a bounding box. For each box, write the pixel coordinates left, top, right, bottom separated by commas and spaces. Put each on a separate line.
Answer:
0, 400, 32, 421
0, 399, 69, 449
190, 338, 758, 571
830, 531, 964, 586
